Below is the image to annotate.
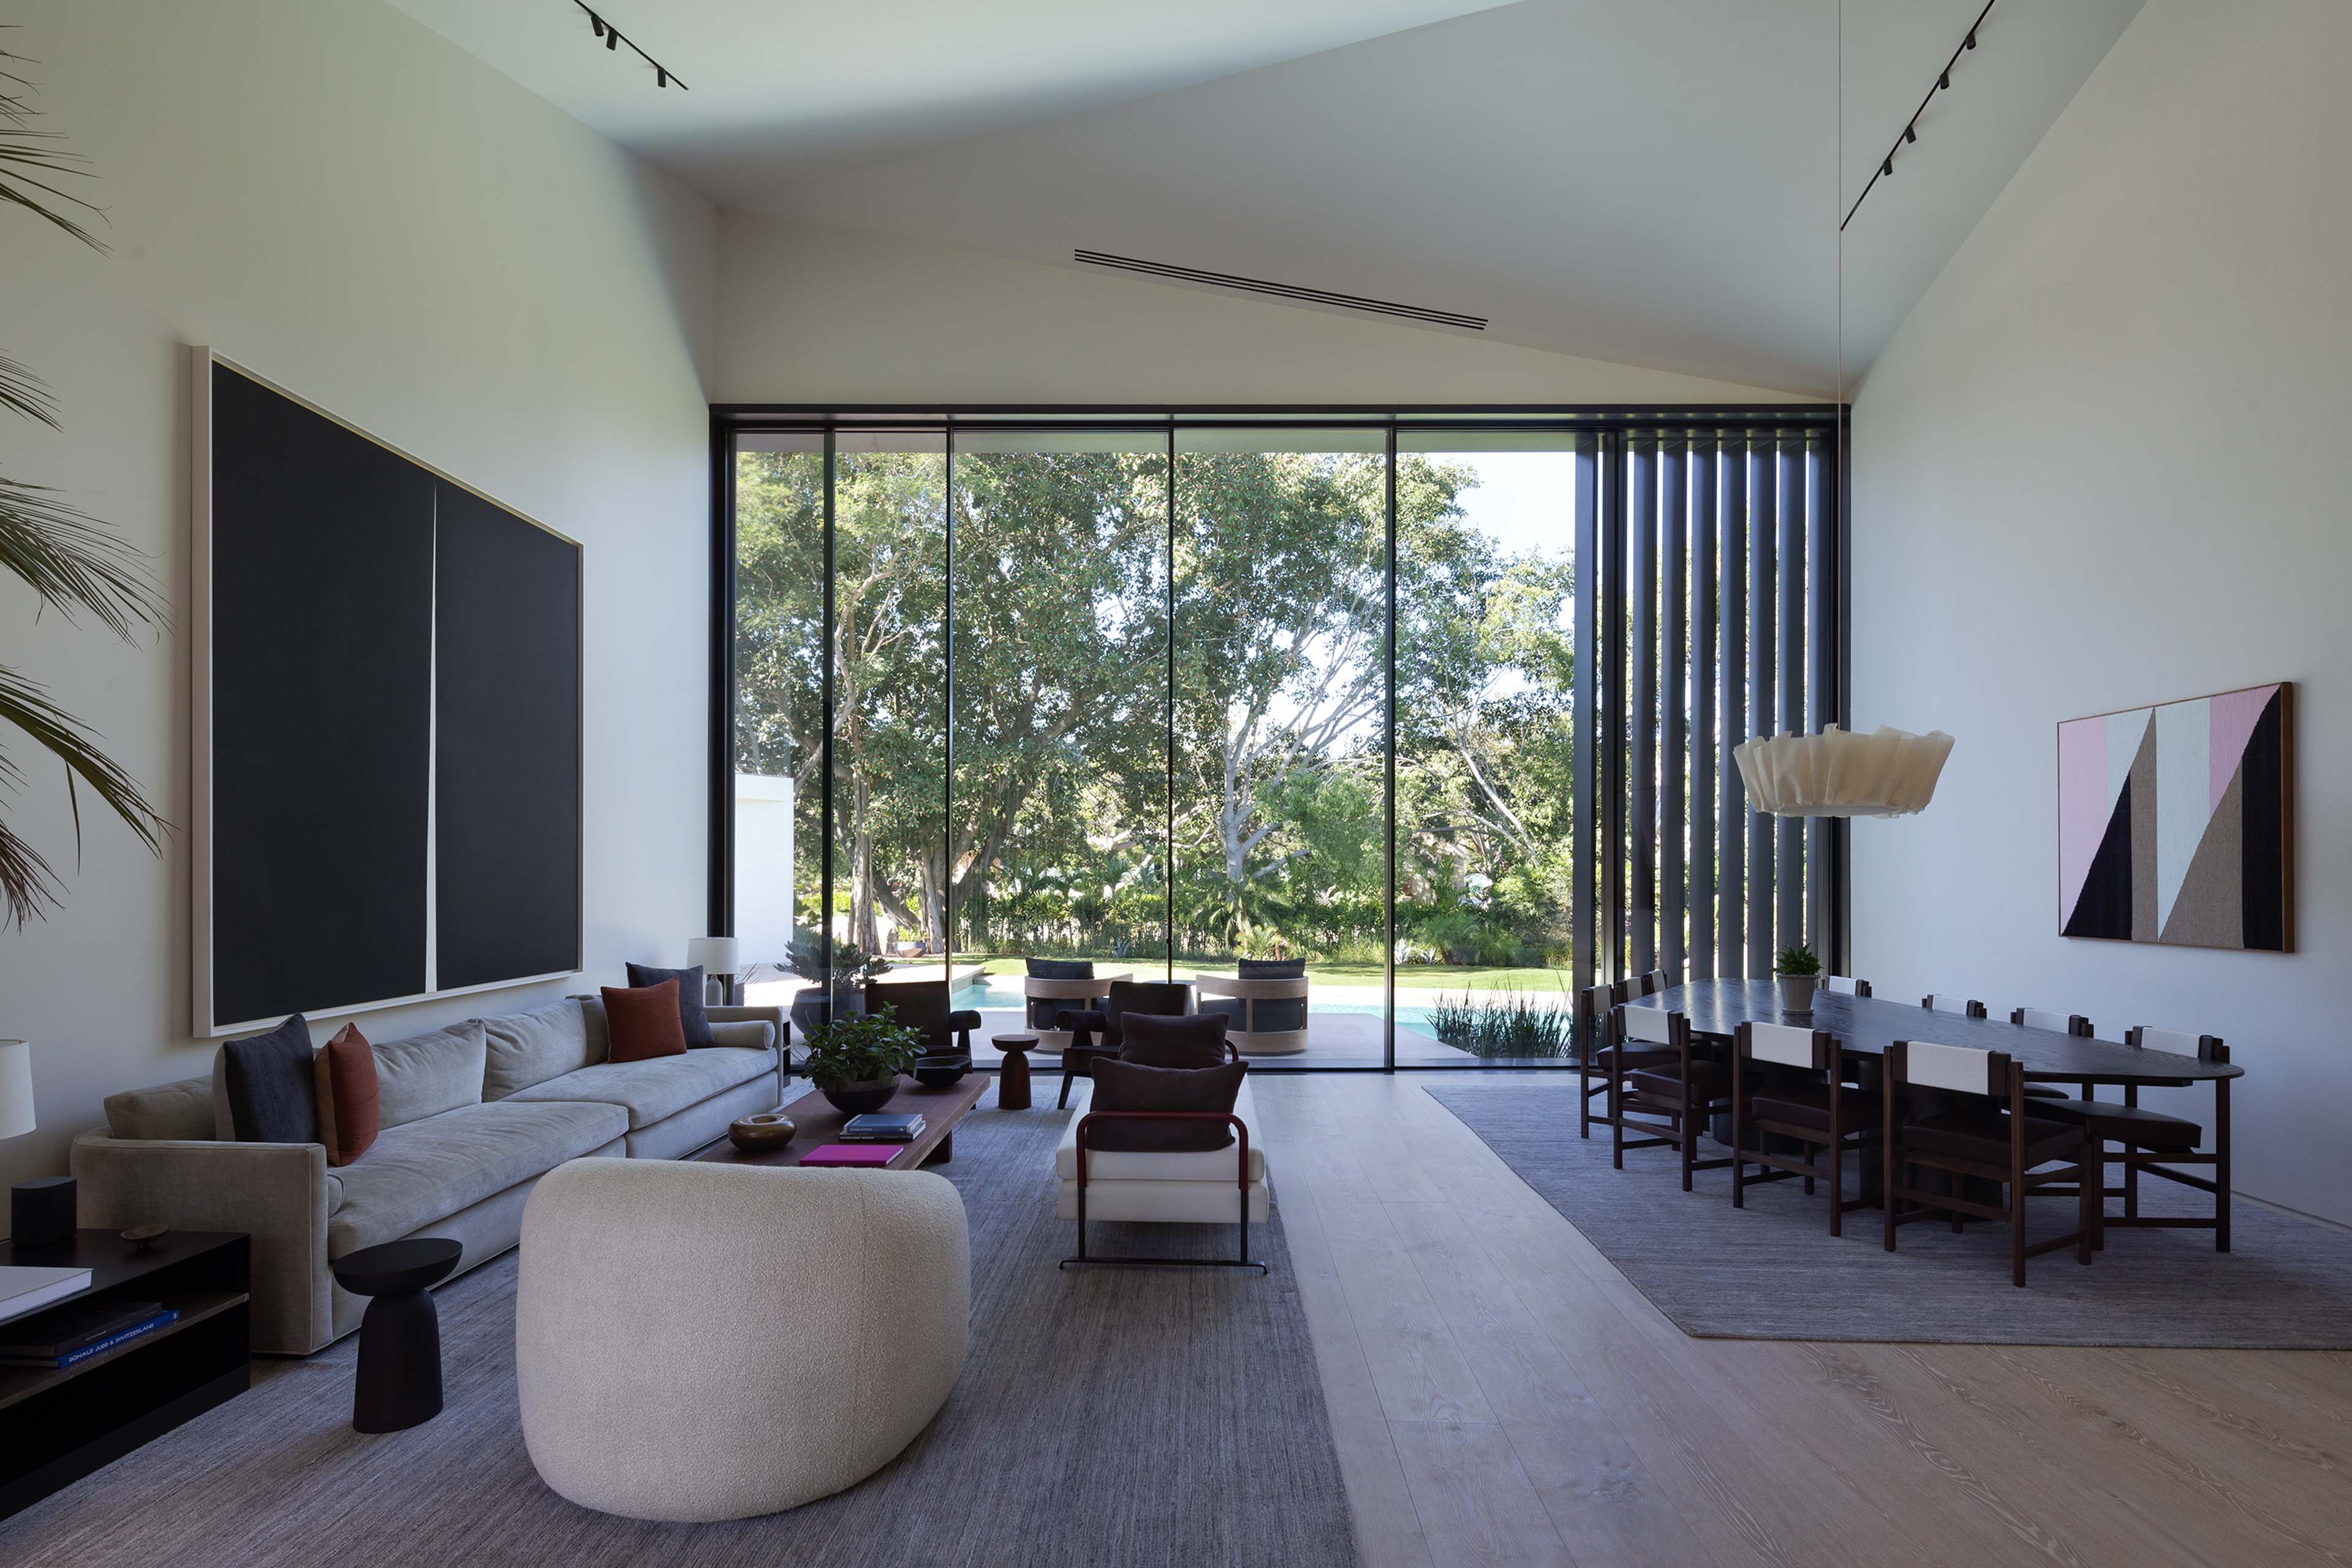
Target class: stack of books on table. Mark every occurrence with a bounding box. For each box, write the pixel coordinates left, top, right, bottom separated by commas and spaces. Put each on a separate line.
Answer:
0, 1299, 181, 1370
841, 1112, 926, 1144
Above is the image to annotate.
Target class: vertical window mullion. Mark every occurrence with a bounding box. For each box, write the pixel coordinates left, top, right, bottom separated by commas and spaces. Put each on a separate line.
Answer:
1776, 435, 1806, 952
1571, 434, 1599, 993
1600, 432, 1627, 981
1718, 436, 1746, 979
1660, 439, 1687, 981
1746, 437, 1775, 976
1689, 436, 1717, 981
1628, 437, 1658, 976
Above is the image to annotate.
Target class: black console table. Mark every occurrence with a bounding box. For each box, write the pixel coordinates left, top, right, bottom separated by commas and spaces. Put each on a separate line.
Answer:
0, 1229, 250, 1520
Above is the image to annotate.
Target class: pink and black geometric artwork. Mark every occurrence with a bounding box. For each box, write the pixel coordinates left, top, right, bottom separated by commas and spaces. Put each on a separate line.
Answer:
2057, 682, 2293, 951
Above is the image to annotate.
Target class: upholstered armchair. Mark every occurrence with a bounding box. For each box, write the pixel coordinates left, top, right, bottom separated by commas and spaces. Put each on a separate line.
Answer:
860, 979, 981, 1056
1195, 957, 1309, 1056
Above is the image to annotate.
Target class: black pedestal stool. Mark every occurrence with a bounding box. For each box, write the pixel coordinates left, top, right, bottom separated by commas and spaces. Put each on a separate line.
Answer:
332, 1237, 462, 1433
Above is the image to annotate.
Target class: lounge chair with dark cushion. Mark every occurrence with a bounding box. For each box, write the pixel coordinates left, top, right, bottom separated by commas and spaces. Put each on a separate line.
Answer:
859, 979, 981, 1057
1023, 958, 1124, 1053
1195, 958, 1309, 1056
1056, 979, 1194, 1109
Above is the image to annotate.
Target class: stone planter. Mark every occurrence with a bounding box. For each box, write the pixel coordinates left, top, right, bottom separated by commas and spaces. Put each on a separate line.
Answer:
1775, 973, 1818, 1014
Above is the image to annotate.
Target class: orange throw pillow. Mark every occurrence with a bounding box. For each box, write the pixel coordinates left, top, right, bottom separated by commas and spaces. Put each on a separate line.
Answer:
604, 978, 689, 1062
312, 1023, 379, 1166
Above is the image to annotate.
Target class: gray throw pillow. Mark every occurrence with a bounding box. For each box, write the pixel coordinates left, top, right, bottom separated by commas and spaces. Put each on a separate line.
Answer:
1084, 1058, 1244, 1153
221, 1014, 319, 1144
1117, 1011, 1231, 1071
626, 962, 714, 1047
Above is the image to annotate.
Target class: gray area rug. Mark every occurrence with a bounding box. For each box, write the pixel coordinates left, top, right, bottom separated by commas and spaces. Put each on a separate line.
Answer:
2, 1106, 1356, 1567
1429, 1084, 2352, 1348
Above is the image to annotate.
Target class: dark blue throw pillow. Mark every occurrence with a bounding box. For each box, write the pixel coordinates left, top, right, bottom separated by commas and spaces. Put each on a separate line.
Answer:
626, 963, 714, 1047
223, 1014, 320, 1144
1236, 957, 1306, 980
1025, 958, 1095, 979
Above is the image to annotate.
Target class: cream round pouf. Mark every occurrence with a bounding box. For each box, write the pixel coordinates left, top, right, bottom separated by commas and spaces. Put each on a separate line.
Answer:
516, 1156, 970, 1521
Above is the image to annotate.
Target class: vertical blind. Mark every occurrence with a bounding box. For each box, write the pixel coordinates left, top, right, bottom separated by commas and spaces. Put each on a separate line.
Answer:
1571, 427, 1842, 991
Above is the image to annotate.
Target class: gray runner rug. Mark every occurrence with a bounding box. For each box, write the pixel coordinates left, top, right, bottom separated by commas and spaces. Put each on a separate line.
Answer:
1429, 1084, 2352, 1348
2, 1104, 1356, 1568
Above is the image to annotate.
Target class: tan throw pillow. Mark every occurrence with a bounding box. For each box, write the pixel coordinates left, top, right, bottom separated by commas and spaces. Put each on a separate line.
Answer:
313, 1023, 380, 1166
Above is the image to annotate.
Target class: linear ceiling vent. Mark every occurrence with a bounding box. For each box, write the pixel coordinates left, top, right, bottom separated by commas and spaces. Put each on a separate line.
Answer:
1072, 249, 1487, 331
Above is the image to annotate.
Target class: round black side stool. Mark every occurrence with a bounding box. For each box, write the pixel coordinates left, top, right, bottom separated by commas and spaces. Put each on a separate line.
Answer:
332, 1237, 462, 1433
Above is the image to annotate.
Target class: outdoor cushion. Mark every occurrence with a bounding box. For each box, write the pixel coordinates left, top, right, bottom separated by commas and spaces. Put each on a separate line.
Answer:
1057, 1077, 1266, 1184
509, 1046, 777, 1131
1025, 958, 1094, 979
483, 999, 602, 1099
372, 1019, 489, 1129
1236, 957, 1306, 979
1902, 1110, 2081, 1167
327, 1098, 627, 1257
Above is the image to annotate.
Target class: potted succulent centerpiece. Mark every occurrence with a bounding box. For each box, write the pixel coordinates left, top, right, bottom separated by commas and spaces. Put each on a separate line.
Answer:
800, 1007, 922, 1117
1774, 944, 1822, 1015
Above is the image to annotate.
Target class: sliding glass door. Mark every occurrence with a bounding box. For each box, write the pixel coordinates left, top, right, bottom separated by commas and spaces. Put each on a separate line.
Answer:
722, 410, 1841, 1070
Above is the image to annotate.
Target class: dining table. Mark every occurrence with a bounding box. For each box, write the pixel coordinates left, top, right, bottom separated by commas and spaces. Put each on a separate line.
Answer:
1624, 978, 2245, 1236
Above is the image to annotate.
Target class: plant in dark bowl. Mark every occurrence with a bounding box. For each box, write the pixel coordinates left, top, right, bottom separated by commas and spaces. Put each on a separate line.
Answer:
801, 1008, 923, 1116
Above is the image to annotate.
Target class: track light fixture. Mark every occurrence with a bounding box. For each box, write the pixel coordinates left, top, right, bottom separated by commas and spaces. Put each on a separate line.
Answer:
1841, 0, 1995, 230
570, 1, 686, 90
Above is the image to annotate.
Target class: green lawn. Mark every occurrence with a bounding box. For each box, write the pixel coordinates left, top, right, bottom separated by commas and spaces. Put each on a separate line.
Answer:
955, 954, 1571, 993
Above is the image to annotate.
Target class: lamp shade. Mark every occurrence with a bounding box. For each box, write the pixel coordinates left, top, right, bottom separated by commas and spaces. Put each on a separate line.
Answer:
0, 1039, 33, 1141
686, 936, 740, 976
1733, 725, 1954, 818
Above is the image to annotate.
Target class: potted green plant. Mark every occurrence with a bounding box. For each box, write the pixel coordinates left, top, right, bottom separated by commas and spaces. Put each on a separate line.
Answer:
800, 1007, 922, 1116
1774, 944, 1822, 1015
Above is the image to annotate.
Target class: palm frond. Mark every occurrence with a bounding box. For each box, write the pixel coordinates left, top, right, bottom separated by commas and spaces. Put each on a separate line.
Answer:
0, 349, 58, 427
0, 39, 104, 252
0, 477, 165, 640
0, 663, 168, 863
0, 816, 62, 930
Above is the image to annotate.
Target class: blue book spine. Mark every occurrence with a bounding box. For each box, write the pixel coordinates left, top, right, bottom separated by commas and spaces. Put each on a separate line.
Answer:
49, 1310, 179, 1368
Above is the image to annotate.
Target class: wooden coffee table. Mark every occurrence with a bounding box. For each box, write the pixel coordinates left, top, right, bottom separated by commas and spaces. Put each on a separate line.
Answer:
690, 1073, 989, 1170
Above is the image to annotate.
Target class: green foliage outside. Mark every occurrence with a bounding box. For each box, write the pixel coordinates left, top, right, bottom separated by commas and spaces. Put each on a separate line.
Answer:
732, 441, 1579, 988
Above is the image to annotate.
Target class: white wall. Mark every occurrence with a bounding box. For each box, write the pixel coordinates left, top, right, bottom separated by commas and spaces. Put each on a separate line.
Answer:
0, 0, 716, 1213
1850, 0, 2352, 1222
715, 214, 1816, 407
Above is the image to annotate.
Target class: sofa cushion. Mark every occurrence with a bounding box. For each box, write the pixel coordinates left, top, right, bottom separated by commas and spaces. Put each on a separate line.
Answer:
1025, 957, 1094, 979
1057, 1077, 1265, 1183
105, 1075, 217, 1141
605, 980, 689, 1063
626, 962, 714, 1047
314, 1023, 380, 1166
507, 1046, 777, 1131
222, 1016, 321, 1144
327, 1098, 627, 1258
1236, 957, 1306, 980
706, 1019, 776, 1051
483, 999, 603, 1100
373, 1019, 488, 1129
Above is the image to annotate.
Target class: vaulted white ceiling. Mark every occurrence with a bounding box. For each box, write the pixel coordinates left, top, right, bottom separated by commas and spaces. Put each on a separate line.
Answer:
389, 0, 2145, 396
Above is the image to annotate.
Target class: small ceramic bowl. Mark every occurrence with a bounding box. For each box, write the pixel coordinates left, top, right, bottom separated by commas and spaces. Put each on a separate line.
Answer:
913, 1052, 971, 1087
728, 1112, 798, 1153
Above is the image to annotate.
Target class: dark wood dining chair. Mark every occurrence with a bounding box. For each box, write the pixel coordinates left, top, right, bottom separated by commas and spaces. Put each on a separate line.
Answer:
2005, 1006, 2094, 1100
1731, 1020, 1878, 1236
1921, 994, 1986, 1017
2035, 1025, 2230, 1253
1578, 981, 1676, 1141
1821, 975, 1872, 997
1619, 1005, 1735, 1191
1629, 969, 1673, 998
1882, 1039, 2095, 1286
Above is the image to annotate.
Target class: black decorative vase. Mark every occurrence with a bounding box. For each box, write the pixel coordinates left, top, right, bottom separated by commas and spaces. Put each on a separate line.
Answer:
819, 1078, 898, 1117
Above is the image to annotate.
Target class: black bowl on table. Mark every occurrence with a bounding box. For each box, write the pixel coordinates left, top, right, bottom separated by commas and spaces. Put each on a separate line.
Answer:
913, 1052, 971, 1088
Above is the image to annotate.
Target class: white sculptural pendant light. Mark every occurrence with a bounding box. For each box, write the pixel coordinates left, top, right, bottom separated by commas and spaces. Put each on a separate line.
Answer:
1733, 726, 1954, 818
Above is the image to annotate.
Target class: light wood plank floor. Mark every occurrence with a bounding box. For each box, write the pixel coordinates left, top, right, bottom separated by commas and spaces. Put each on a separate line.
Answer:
1250, 1071, 2352, 1568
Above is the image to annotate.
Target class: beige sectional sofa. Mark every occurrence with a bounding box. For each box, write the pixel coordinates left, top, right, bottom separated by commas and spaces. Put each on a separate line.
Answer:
70, 997, 785, 1354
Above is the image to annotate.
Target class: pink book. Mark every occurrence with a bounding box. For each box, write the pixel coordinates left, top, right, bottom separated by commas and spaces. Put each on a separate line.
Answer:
798, 1144, 899, 1167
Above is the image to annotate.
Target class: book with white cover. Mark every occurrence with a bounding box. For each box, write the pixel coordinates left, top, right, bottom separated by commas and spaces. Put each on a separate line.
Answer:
0, 1265, 94, 1328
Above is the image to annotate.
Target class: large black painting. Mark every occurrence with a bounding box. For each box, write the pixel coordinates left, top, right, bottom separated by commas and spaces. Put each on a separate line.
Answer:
201, 358, 581, 1031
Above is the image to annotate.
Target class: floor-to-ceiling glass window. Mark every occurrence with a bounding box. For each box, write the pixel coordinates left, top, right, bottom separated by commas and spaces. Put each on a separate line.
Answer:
1173, 429, 1389, 1068
945, 429, 1171, 1052
1394, 432, 1584, 1064
720, 412, 1840, 1071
